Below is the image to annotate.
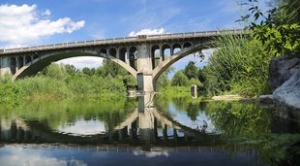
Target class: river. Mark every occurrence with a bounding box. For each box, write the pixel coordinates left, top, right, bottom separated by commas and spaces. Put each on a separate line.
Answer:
0, 94, 299, 166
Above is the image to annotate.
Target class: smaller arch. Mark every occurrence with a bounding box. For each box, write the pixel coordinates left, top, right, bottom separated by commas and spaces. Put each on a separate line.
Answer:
119, 47, 127, 63
17, 56, 24, 69
25, 55, 32, 64
151, 45, 160, 69
10, 57, 16, 74
183, 42, 192, 49
109, 48, 117, 57
172, 43, 182, 55
33, 55, 39, 60
129, 46, 137, 70
162, 44, 171, 60
99, 48, 107, 54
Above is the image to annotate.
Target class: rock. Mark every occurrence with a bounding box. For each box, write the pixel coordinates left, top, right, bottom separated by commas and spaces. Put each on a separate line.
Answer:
273, 69, 300, 121
257, 95, 274, 105
268, 55, 300, 91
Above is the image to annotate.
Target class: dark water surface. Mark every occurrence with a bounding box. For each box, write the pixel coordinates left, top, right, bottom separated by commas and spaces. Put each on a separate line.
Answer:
0, 95, 299, 166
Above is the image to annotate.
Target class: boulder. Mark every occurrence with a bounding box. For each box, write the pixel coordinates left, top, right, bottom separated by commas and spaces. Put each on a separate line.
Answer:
268, 55, 300, 91
273, 70, 300, 121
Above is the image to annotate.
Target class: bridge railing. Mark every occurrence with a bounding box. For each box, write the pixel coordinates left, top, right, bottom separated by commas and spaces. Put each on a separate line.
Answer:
1, 29, 246, 54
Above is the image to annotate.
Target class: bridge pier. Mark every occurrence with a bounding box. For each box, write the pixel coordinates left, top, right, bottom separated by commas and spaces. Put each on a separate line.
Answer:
137, 73, 154, 93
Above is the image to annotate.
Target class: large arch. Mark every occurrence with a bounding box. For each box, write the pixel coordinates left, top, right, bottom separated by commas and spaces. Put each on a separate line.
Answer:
152, 42, 211, 81
13, 49, 137, 80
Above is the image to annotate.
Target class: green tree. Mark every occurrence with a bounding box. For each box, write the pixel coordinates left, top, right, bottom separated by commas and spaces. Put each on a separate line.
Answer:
171, 71, 188, 86
240, 0, 300, 55
156, 67, 174, 89
64, 64, 77, 76
43, 63, 67, 80
183, 61, 198, 80
82, 67, 92, 76
102, 59, 127, 77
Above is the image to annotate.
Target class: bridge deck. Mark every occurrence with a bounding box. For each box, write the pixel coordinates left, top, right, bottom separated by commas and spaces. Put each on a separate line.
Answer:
0, 29, 246, 54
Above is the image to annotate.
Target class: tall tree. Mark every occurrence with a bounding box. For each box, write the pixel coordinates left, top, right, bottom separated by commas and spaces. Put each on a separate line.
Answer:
171, 71, 188, 86
183, 61, 198, 80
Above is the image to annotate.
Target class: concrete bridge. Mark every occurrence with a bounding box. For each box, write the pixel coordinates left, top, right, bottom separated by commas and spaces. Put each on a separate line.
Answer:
0, 29, 245, 92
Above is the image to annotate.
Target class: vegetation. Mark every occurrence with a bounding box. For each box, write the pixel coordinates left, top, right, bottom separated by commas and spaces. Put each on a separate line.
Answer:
0, 59, 136, 102
240, 0, 300, 55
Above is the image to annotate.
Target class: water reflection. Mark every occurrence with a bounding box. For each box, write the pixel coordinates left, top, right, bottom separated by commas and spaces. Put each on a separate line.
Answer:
0, 95, 299, 166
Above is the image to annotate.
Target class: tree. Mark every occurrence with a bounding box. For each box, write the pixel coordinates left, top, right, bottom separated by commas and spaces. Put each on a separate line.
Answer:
240, 0, 300, 55
64, 64, 77, 76
43, 63, 67, 80
102, 59, 127, 77
183, 61, 198, 80
156, 66, 174, 89
82, 67, 92, 76
171, 71, 188, 86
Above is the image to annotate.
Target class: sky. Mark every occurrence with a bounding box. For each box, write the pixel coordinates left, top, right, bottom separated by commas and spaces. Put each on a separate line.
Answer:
0, 0, 247, 73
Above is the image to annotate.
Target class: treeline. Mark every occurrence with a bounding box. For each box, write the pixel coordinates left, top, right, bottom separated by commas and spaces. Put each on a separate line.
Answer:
0, 59, 136, 102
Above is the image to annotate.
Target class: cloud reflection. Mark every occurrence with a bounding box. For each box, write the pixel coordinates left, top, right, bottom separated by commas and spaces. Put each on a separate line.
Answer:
57, 118, 106, 136
133, 150, 169, 158
0, 146, 87, 166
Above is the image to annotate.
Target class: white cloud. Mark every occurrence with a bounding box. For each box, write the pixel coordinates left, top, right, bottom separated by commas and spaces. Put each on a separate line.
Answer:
57, 56, 103, 69
42, 9, 51, 17
0, 4, 85, 47
128, 28, 165, 36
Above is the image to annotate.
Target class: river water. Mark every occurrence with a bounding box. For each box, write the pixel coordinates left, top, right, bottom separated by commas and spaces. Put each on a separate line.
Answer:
0, 94, 299, 166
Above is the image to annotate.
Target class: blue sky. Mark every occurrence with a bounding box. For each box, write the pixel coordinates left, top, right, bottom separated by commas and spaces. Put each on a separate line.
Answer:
0, 0, 246, 72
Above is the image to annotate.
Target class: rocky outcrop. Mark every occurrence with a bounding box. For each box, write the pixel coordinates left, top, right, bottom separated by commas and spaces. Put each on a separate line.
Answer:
271, 55, 300, 121
273, 70, 300, 107
268, 55, 300, 91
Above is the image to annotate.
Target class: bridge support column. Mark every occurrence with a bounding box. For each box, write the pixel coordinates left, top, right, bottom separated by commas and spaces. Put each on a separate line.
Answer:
137, 73, 154, 93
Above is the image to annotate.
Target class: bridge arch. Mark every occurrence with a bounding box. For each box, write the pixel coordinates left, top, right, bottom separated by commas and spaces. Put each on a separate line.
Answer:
152, 42, 209, 81
13, 49, 137, 80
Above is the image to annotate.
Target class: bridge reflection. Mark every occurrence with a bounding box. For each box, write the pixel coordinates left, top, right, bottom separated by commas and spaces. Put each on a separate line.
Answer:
0, 94, 220, 148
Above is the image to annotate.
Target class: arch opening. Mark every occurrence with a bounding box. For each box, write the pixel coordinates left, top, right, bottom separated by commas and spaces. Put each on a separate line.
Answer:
99, 48, 107, 55
173, 43, 182, 55
151, 45, 160, 69
109, 48, 117, 58
162, 44, 171, 61
33, 55, 39, 60
10, 57, 16, 74
25, 55, 32, 64
119, 47, 127, 63
18, 56, 24, 69
129, 46, 137, 70
183, 42, 192, 49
